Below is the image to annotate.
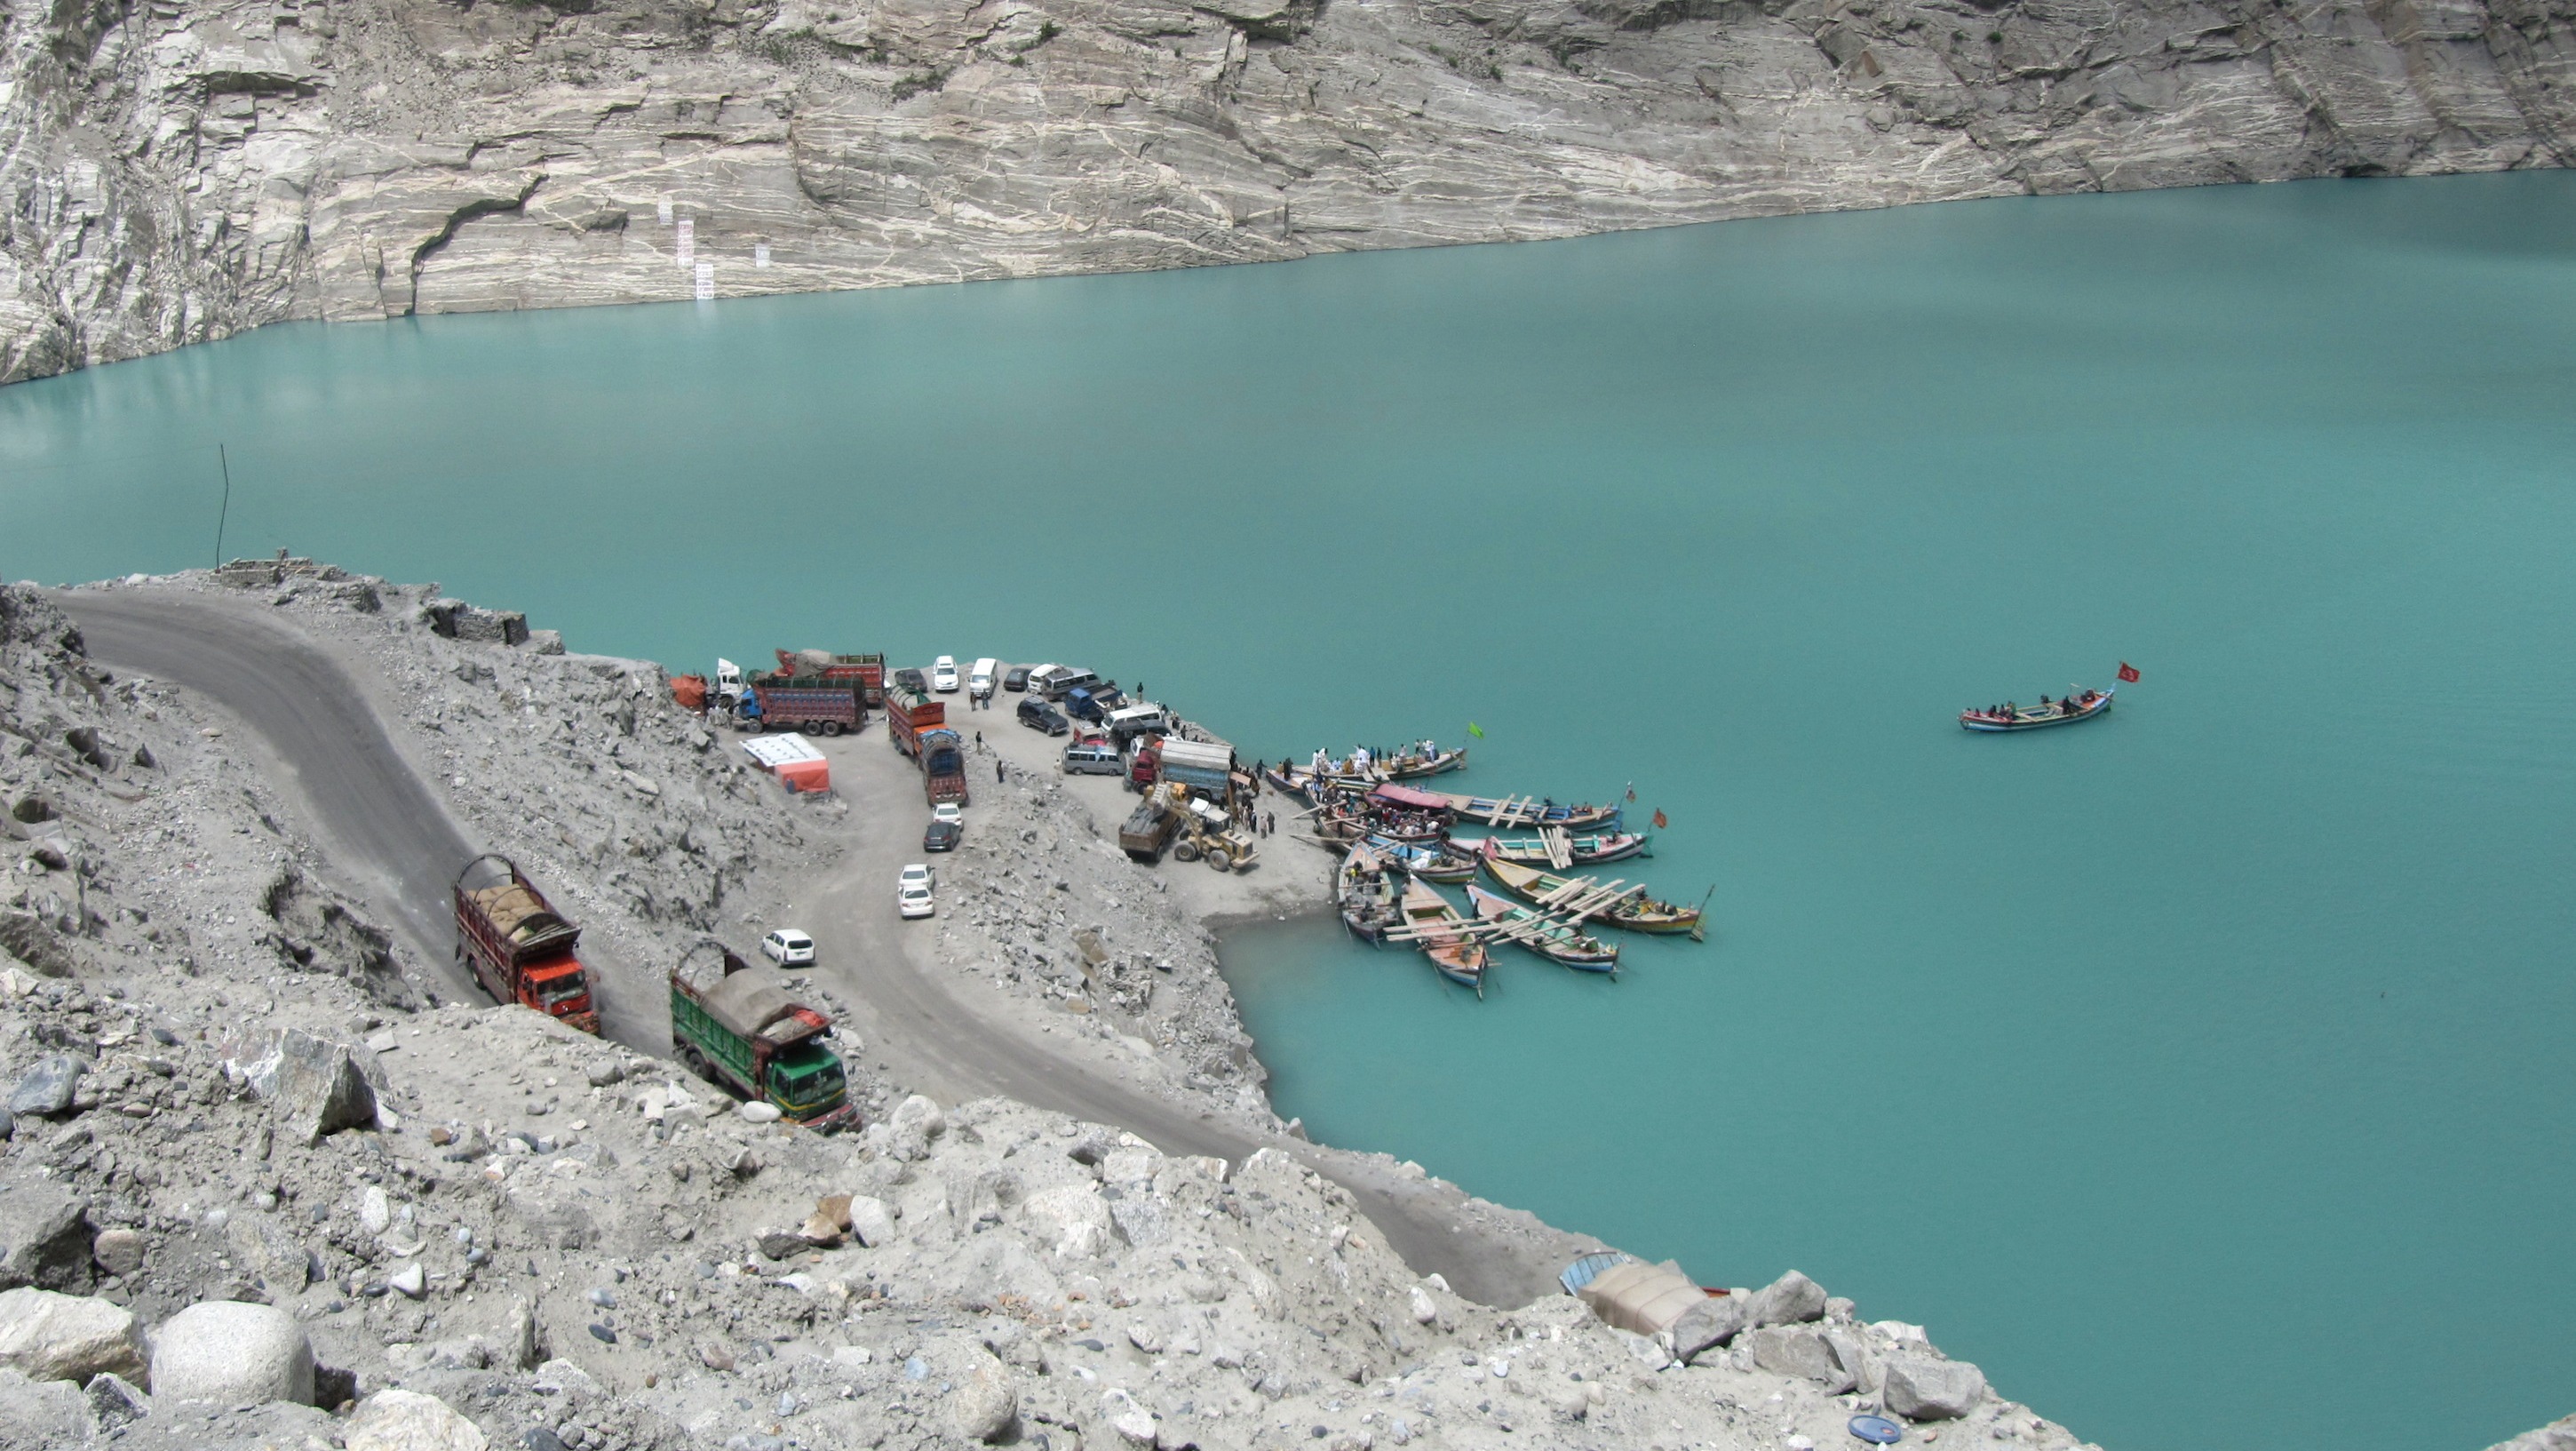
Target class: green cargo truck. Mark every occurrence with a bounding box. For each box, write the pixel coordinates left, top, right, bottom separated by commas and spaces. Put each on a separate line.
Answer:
670, 942, 855, 1129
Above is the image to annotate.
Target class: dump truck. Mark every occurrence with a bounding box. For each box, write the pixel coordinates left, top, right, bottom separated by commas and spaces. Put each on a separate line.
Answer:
776, 650, 886, 706
1154, 738, 1236, 800
738, 678, 863, 736
453, 855, 601, 1035
669, 942, 855, 1129
1119, 783, 1185, 863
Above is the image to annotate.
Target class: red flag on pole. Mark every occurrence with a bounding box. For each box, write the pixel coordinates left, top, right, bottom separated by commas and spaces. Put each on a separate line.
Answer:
1651, 809, 1669, 830
2118, 662, 2141, 683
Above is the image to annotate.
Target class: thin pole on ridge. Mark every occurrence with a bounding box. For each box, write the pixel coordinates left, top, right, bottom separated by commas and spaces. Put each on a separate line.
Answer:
213, 442, 233, 568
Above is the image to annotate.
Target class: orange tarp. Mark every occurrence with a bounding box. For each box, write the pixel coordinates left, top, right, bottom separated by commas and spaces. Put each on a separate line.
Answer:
776, 759, 831, 793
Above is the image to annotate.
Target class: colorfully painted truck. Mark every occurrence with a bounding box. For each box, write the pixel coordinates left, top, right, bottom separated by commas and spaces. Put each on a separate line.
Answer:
919, 727, 968, 806
452, 855, 601, 1035
886, 686, 945, 758
669, 943, 855, 1129
738, 678, 863, 736
887, 686, 970, 805
776, 650, 886, 706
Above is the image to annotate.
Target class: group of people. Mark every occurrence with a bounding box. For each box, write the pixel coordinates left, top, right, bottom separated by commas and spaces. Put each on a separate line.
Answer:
1974, 688, 2102, 722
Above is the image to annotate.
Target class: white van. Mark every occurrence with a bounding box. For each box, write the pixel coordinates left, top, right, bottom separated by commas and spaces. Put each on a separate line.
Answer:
968, 658, 998, 700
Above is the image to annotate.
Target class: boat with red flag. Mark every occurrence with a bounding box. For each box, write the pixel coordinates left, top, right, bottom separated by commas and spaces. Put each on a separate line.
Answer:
1960, 685, 2113, 732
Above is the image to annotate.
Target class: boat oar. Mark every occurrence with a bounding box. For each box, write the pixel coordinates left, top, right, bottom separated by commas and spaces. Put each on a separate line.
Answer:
1688, 884, 1715, 944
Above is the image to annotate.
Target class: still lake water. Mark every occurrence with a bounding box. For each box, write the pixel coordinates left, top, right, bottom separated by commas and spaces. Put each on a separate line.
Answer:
7, 171, 2575, 1449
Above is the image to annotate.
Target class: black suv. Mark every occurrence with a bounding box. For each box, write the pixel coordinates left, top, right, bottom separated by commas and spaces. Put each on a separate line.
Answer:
924, 817, 963, 852
1017, 697, 1069, 736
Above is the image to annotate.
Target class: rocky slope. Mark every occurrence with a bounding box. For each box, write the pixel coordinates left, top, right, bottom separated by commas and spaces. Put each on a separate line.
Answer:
3, 0, 2573, 381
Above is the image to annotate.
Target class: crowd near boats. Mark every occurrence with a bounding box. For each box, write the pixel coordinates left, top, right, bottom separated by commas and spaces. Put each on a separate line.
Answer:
1276, 746, 1707, 996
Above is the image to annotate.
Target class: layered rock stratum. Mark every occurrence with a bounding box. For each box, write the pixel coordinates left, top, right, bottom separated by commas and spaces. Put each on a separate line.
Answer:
2, 0, 2572, 381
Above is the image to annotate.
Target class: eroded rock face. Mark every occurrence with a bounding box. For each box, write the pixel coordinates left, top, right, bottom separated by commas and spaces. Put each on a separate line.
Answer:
1, 0, 2570, 385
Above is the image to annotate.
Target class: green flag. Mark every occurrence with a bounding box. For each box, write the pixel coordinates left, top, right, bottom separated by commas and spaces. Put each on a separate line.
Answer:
1467, 722, 1483, 738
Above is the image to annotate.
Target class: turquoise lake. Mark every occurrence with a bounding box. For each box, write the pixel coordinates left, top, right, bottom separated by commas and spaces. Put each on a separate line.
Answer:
6, 171, 2575, 1450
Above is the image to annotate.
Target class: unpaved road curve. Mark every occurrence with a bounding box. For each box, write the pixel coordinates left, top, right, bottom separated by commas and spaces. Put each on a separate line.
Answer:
59, 590, 481, 976
55, 588, 677, 1047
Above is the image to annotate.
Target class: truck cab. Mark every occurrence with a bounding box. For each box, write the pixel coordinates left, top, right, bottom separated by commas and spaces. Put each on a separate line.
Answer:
767, 1041, 847, 1120
713, 658, 746, 709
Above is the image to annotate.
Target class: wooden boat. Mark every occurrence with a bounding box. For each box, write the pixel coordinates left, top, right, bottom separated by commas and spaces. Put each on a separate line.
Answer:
1419, 789, 1622, 830
1458, 829, 1652, 869
1465, 885, 1619, 972
1960, 686, 2112, 732
1393, 880, 1489, 993
1356, 833, 1479, 884
1479, 857, 1705, 936
1381, 745, 1469, 779
1333, 845, 1402, 943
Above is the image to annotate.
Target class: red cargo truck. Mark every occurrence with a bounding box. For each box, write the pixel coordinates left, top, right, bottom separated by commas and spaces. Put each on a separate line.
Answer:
776, 650, 886, 706
886, 688, 968, 805
740, 679, 863, 736
886, 686, 945, 759
452, 855, 601, 1035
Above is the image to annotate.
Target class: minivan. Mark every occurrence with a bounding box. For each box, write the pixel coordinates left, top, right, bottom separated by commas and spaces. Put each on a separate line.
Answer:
1038, 668, 1101, 702
1106, 704, 1174, 744
969, 658, 998, 700
1062, 738, 1124, 775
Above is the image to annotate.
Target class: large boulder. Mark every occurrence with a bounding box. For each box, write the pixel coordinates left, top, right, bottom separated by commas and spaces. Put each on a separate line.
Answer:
945, 1360, 1018, 1442
846, 1195, 896, 1248
0, 1184, 93, 1291
1746, 1325, 1855, 1393
344, 1387, 489, 1451
7, 1056, 84, 1118
0, 1288, 145, 1383
1745, 1269, 1828, 1327
1882, 1352, 1988, 1421
242, 1030, 384, 1145
149, 1300, 315, 1406
1670, 1292, 1748, 1362
1019, 1184, 1111, 1258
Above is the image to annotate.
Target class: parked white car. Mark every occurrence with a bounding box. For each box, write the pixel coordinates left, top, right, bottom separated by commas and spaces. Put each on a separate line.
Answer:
760, 929, 815, 967
931, 656, 960, 692
969, 658, 998, 700
932, 802, 963, 827
898, 863, 935, 919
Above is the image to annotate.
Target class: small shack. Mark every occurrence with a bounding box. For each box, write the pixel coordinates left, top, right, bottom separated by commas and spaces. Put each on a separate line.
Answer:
741, 733, 830, 793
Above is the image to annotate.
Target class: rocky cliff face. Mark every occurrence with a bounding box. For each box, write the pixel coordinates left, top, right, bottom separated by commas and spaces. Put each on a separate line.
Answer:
0, 0, 2570, 380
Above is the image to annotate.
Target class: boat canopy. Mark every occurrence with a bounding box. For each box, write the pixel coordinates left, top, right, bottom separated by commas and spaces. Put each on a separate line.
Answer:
1369, 783, 1450, 810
